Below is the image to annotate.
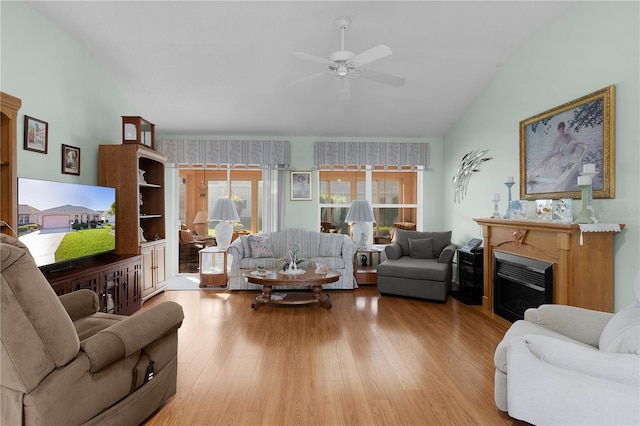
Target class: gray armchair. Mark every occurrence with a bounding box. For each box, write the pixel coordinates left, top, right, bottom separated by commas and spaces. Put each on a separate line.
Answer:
1, 235, 184, 425
494, 271, 640, 425
377, 229, 455, 302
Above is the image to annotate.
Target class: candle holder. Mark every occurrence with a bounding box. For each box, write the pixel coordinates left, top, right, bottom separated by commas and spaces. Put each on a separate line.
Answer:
491, 195, 501, 218
575, 183, 594, 224
581, 170, 598, 222
504, 181, 515, 219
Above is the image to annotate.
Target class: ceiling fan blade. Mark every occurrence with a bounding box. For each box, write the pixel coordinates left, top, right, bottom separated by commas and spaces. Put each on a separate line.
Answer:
339, 78, 350, 101
350, 44, 392, 67
288, 70, 333, 87
359, 68, 406, 87
292, 52, 336, 66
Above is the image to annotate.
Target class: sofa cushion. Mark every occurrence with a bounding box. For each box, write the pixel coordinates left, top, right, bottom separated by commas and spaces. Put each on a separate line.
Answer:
319, 233, 343, 257
377, 257, 449, 282
598, 301, 639, 354
394, 229, 452, 257
248, 235, 275, 258
409, 238, 434, 259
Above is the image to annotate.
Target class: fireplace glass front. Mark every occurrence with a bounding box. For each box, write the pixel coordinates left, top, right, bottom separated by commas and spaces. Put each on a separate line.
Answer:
494, 252, 553, 322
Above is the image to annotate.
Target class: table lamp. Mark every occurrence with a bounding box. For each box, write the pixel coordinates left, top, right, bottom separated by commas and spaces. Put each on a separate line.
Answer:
345, 200, 376, 249
208, 198, 240, 248
192, 210, 209, 236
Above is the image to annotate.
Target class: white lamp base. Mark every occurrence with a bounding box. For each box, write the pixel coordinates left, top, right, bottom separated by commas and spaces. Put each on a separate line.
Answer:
215, 221, 233, 248
351, 222, 369, 249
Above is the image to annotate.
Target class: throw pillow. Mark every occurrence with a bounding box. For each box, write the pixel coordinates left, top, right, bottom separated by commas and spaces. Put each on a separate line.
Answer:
394, 229, 452, 257
248, 235, 275, 258
598, 301, 639, 354
408, 238, 434, 259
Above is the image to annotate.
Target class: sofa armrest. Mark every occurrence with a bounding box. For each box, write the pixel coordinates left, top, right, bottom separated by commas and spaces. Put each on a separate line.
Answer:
514, 334, 639, 387
59, 289, 99, 321
80, 301, 184, 373
438, 243, 456, 264
524, 304, 613, 347
341, 236, 356, 261
227, 238, 245, 264
384, 242, 402, 260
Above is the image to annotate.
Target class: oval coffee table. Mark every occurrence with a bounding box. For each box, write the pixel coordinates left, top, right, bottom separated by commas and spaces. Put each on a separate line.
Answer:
244, 267, 340, 310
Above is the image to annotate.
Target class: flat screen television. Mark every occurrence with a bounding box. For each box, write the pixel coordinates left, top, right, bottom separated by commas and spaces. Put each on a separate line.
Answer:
17, 177, 116, 271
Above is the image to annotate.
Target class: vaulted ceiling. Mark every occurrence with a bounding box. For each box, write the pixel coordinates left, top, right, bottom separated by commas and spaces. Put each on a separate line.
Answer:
29, 1, 576, 138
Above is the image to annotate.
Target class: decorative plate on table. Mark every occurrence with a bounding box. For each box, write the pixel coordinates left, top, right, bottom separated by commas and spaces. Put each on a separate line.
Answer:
251, 270, 272, 276
278, 269, 306, 276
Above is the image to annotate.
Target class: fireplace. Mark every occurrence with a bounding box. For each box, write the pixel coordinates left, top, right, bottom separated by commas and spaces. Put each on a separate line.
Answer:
493, 251, 553, 322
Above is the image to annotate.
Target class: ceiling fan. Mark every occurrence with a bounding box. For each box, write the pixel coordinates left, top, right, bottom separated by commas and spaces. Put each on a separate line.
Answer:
291, 16, 406, 98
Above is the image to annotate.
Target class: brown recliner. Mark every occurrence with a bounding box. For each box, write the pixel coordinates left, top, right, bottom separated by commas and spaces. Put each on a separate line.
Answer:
0, 235, 184, 425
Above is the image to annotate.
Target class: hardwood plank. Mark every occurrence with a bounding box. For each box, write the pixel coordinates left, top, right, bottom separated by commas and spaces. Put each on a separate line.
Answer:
142, 286, 526, 425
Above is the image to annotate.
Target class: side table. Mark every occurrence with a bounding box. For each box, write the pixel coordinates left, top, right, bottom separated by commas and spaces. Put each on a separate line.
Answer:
354, 248, 382, 285
199, 247, 228, 288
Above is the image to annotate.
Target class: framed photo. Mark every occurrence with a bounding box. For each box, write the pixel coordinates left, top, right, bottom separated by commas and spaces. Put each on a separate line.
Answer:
291, 171, 312, 200
520, 85, 615, 200
62, 144, 81, 176
23, 115, 48, 153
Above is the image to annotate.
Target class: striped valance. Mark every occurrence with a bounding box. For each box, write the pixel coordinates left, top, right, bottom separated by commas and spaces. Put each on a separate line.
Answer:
314, 141, 429, 168
158, 139, 290, 168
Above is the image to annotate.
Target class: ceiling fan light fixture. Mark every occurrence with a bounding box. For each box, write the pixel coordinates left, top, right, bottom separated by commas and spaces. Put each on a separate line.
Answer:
337, 65, 349, 77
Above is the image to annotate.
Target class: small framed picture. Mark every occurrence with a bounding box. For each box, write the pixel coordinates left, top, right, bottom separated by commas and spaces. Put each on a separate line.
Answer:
62, 144, 81, 176
23, 115, 48, 153
291, 171, 311, 200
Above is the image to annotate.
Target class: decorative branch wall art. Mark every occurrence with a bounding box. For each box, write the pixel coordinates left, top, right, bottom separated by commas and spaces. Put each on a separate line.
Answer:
452, 150, 492, 203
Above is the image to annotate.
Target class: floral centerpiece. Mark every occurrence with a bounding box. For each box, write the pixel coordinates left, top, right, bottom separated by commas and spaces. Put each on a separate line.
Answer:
281, 245, 305, 271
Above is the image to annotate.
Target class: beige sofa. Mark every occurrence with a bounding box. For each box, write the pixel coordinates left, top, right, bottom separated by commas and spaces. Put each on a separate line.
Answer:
494, 271, 640, 425
227, 228, 356, 290
0, 235, 184, 425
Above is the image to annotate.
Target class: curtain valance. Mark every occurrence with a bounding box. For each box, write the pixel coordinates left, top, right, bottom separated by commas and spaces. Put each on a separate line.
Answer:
314, 141, 429, 168
158, 139, 290, 168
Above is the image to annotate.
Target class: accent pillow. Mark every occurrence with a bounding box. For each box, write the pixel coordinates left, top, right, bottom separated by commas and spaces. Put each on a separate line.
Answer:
598, 301, 639, 354
248, 235, 275, 258
393, 229, 452, 257
409, 238, 434, 259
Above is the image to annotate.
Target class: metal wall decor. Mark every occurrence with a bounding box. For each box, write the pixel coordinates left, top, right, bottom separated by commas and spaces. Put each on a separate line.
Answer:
452, 150, 492, 203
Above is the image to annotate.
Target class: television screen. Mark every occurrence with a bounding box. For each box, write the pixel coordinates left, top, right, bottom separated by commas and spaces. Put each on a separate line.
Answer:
17, 177, 116, 268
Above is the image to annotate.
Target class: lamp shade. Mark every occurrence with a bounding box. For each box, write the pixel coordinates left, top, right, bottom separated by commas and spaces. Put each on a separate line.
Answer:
344, 200, 375, 223
208, 198, 240, 222
193, 210, 209, 224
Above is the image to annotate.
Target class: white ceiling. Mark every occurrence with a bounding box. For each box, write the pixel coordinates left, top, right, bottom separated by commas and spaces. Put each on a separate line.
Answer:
29, 1, 576, 138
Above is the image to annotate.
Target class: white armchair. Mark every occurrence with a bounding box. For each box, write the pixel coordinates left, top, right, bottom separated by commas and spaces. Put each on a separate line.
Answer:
494, 271, 640, 425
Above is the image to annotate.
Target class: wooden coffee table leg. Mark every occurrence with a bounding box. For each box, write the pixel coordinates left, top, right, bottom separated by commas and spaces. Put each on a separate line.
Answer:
252, 284, 273, 310
312, 284, 331, 309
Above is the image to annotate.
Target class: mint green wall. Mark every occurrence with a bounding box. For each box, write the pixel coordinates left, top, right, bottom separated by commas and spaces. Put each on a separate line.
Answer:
1, 1, 137, 184
443, 1, 640, 310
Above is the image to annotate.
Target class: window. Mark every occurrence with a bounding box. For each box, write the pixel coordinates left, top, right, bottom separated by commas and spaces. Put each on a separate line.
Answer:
319, 167, 420, 243
178, 168, 263, 235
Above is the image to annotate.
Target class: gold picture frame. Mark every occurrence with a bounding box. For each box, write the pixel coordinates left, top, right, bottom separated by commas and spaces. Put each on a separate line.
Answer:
520, 85, 615, 200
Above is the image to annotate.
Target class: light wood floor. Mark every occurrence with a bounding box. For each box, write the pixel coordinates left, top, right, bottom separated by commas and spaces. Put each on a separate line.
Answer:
142, 286, 525, 425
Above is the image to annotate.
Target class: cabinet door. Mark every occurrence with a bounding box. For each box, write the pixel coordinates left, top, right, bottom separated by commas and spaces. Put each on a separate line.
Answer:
100, 266, 123, 314
140, 245, 156, 298
154, 241, 166, 288
122, 259, 142, 315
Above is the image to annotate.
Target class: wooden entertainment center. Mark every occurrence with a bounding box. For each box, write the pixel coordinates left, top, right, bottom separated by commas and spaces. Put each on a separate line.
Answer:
474, 218, 623, 320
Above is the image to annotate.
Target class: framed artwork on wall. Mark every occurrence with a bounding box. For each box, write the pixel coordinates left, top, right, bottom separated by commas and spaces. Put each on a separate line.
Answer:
291, 171, 311, 200
519, 85, 615, 200
23, 115, 48, 154
62, 144, 81, 176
